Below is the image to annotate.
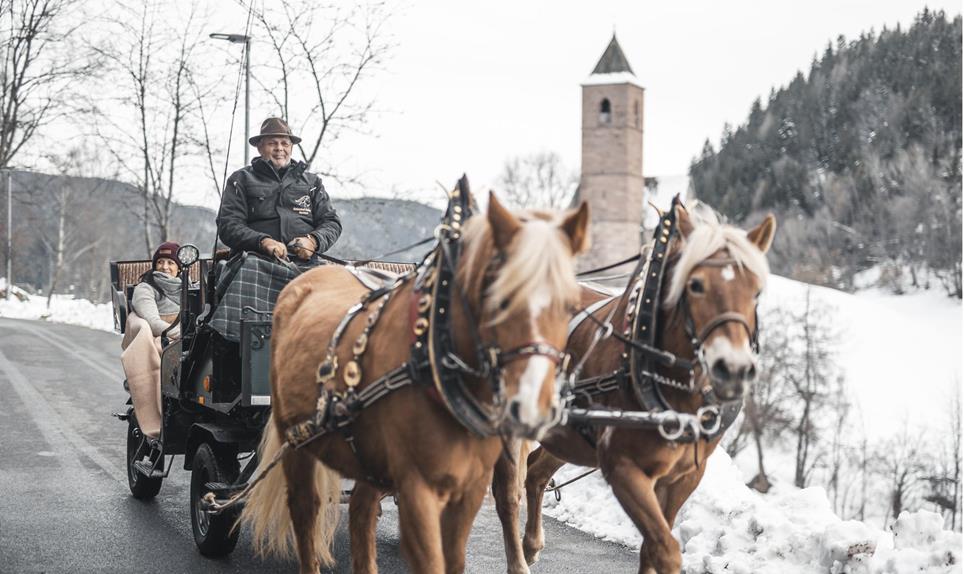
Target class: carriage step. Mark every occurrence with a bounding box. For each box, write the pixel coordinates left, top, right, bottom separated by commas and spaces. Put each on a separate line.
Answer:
112, 411, 131, 421
133, 460, 166, 478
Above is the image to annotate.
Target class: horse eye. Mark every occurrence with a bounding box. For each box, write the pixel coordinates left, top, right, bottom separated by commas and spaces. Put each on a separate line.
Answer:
688, 278, 705, 294
499, 299, 510, 311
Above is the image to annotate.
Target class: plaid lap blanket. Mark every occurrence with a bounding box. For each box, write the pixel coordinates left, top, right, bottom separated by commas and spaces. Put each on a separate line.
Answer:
209, 253, 315, 342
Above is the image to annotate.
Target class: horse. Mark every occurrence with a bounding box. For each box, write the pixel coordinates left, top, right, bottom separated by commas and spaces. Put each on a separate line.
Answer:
492, 202, 776, 574
238, 180, 591, 574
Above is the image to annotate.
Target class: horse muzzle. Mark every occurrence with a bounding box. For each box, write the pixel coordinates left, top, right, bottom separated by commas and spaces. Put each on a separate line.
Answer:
708, 354, 757, 400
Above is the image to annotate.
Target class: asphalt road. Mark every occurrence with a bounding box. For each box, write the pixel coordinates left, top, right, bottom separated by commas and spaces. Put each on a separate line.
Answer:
0, 318, 638, 573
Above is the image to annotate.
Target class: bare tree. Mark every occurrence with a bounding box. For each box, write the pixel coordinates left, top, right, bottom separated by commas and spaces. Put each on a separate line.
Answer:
87, 0, 213, 255
0, 0, 89, 169
734, 307, 796, 492
876, 423, 928, 528
923, 384, 962, 530
251, 0, 394, 184
788, 288, 841, 487
497, 151, 578, 210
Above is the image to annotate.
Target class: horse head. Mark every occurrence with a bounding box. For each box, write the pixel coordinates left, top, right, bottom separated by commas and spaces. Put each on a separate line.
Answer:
663, 204, 776, 401
457, 191, 590, 439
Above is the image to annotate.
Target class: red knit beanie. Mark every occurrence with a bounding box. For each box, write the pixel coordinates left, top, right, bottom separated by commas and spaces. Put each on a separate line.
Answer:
152, 241, 181, 269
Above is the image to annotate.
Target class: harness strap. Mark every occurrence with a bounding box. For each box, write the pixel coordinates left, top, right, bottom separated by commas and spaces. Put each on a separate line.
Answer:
696, 311, 753, 343
497, 342, 568, 367
567, 297, 616, 341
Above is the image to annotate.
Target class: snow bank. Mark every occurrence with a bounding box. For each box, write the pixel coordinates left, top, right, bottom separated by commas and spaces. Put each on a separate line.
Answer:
0, 279, 114, 332
545, 452, 961, 573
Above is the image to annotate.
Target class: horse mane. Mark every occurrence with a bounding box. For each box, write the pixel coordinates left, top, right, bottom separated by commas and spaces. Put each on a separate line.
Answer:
663, 205, 770, 308
459, 209, 580, 325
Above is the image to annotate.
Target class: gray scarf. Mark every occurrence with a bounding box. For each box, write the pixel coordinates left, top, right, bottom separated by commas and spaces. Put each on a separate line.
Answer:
152, 271, 181, 306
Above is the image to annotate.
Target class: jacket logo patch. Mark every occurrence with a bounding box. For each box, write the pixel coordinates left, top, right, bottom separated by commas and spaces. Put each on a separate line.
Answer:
293, 194, 311, 215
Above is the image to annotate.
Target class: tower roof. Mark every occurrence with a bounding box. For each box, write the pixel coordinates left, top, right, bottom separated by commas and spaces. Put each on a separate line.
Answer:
591, 34, 634, 75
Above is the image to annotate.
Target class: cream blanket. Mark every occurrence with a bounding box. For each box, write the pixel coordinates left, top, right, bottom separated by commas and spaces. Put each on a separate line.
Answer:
121, 312, 171, 438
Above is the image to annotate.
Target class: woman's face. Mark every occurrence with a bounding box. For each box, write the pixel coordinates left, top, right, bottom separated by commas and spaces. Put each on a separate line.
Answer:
155, 257, 179, 277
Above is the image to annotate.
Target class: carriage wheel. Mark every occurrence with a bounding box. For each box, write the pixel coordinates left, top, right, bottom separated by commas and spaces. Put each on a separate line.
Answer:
190, 443, 241, 557
126, 415, 163, 500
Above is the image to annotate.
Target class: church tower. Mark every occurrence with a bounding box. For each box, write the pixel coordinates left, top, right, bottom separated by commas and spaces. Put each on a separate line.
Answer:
579, 34, 644, 267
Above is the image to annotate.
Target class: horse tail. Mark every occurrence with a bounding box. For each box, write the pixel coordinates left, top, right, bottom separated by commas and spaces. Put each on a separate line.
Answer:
238, 414, 342, 565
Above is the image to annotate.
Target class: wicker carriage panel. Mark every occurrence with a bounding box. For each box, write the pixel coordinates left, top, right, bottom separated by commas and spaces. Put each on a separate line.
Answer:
114, 260, 202, 294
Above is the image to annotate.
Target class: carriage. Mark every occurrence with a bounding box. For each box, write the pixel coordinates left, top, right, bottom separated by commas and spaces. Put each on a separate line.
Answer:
109, 245, 412, 557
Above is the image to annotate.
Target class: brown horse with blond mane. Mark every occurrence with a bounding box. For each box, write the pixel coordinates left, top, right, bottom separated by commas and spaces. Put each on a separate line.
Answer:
493, 202, 776, 574
238, 179, 590, 574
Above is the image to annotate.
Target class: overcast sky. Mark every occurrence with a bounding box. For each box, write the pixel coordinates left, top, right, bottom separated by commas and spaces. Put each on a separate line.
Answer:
191, 0, 961, 208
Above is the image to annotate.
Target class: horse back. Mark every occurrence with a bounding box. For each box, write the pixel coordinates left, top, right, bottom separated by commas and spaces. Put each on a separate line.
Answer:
270, 266, 370, 426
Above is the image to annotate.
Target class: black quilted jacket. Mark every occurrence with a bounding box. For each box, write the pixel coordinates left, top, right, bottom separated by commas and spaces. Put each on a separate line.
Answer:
217, 157, 342, 254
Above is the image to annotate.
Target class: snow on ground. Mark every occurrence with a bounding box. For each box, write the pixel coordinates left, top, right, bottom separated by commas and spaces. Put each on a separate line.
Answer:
0, 278, 115, 333
545, 452, 961, 573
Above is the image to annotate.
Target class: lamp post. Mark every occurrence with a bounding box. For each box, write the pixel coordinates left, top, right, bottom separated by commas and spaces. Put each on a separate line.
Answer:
210, 33, 251, 165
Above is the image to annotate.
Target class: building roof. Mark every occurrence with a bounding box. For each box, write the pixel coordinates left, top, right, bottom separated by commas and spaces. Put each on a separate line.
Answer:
591, 34, 634, 75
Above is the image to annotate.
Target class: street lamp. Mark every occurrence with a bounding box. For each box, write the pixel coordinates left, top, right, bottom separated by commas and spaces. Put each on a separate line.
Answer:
210, 33, 251, 165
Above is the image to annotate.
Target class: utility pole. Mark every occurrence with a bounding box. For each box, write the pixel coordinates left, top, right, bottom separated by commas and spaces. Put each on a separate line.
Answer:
5, 170, 11, 300
210, 33, 251, 165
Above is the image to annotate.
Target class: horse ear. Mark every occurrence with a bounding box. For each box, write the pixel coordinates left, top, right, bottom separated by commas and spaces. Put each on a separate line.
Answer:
675, 204, 694, 238
747, 214, 777, 253
560, 200, 591, 255
457, 174, 476, 209
487, 191, 521, 250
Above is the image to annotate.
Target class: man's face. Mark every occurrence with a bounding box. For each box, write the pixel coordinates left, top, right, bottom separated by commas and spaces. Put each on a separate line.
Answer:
257, 136, 292, 170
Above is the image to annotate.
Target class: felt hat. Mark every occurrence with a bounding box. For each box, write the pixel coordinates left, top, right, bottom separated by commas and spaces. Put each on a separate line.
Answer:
249, 117, 302, 146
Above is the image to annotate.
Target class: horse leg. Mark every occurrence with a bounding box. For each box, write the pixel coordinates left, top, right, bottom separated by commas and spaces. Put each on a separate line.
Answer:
656, 461, 707, 529
522, 446, 566, 565
397, 477, 445, 574
440, 478, 489, 574
284, 451, 323, 574
492, 440, 529, 574
601, 457, 680, 574
349, 481, 384, 574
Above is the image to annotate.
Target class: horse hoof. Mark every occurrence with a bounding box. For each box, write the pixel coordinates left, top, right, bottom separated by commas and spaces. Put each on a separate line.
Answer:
523, 549, 540, 566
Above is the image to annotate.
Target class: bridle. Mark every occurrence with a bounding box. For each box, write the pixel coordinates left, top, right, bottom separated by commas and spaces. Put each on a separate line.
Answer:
417, 181, 569, 436
562, 198, 760, 442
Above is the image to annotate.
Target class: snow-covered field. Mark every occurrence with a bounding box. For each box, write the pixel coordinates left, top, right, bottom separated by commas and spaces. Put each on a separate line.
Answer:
1, 275, 961, 572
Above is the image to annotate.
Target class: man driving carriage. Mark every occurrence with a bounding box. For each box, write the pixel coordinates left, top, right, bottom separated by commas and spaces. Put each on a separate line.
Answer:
216, 117, 341, 262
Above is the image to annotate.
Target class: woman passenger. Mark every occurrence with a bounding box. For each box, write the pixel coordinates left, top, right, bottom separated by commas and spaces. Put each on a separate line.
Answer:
121, 241, 182, 439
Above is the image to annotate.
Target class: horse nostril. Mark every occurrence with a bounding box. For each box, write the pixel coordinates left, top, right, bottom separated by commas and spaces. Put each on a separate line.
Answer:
746, 363, 758, 382
508, 400, 522, 422
711, 359, 731, 383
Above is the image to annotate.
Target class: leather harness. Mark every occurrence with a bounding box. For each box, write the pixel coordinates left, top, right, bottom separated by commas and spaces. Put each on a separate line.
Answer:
282, 177, 568, 483
561, 198, 756, 444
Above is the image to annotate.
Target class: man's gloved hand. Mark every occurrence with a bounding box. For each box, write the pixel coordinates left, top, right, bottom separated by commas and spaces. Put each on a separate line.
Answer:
260, 237, 288, 260
289, 235, 318, 261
